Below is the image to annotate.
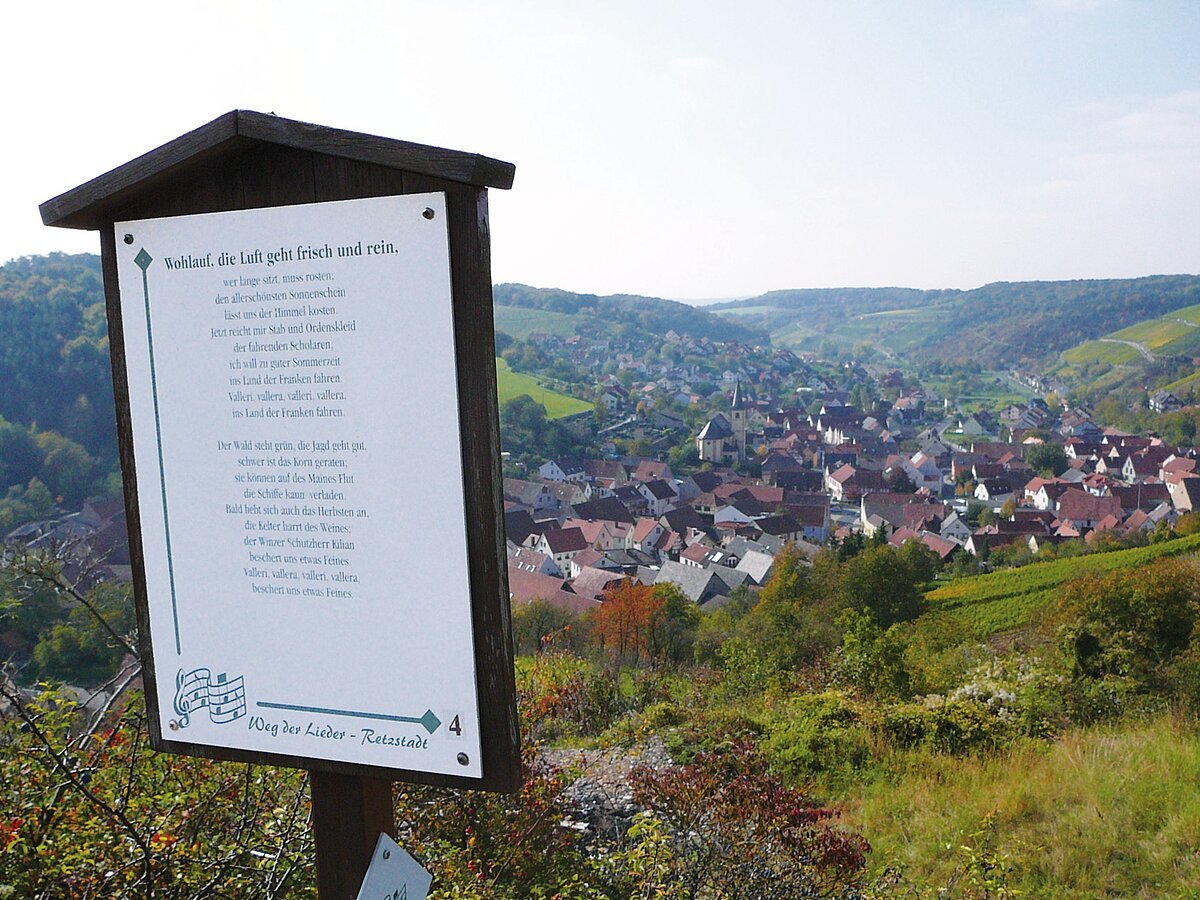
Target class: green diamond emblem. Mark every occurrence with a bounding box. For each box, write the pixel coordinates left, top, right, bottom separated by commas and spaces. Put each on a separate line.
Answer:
134, 249, 153, 271
419, 709, 441, 734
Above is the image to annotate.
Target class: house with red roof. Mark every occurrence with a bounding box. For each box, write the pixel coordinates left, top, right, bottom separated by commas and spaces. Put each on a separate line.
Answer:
1170, 476, 1200, 513
507, 564, 598, 616
632, 460, 673, 483
1054, 489, 1123, 530
825, 464, 885, 502
569, 566, 628, 603
628, 517, 667, 555
562, 518, 629, 550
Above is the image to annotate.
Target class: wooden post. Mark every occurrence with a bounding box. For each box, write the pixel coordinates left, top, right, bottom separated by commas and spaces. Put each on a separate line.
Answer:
310, 772, 395, 899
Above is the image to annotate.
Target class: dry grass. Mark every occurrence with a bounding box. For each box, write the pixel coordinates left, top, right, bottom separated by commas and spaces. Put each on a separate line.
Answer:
845, 714, 1200, 896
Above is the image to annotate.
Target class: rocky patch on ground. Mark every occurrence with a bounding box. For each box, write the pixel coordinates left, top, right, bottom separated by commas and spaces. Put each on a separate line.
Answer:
544, 737, 673, 841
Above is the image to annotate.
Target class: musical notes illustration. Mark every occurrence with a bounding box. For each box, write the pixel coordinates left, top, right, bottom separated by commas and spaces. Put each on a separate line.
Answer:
173, 668, 247, 727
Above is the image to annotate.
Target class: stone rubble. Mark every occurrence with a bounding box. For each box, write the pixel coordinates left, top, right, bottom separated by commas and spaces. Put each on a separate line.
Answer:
544, 737, 674, 842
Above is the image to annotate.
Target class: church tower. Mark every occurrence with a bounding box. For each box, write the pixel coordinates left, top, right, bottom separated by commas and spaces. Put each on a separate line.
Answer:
730, 380, 750, 460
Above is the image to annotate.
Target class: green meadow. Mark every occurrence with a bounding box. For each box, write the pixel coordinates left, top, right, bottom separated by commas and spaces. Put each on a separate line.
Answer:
495, 357, 591, 418
493, 304, 584, 338
917, 533, 1200, 641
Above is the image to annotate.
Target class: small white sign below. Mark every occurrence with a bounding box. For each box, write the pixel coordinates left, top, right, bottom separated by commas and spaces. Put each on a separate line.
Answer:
356, 833, 432, 900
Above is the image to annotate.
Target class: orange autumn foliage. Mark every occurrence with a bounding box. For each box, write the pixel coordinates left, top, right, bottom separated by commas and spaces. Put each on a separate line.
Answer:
591, 578, 666, 665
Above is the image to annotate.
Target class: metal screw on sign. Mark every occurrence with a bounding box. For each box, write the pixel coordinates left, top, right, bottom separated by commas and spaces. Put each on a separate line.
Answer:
457, 753, 469, 766
422, 208, 435, 220
123, 234, 134, 244
382, 849, 391, 860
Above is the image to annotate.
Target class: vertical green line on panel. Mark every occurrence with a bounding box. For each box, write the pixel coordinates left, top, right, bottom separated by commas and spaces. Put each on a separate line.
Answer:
134, 248, 182, 655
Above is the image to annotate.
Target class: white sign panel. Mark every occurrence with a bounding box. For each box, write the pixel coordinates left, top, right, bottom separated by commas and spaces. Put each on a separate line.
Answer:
356, 834, 432, 900
115, 193, 482, 778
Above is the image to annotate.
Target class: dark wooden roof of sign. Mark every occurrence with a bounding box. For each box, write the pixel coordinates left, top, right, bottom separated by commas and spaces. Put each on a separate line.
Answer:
41, 109, 515, 230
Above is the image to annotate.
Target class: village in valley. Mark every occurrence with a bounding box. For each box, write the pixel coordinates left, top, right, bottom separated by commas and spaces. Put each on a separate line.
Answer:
18, 319, 1199, 627
8, 282, 1200, 698
7, 260, 1200, 895
498, 322, 1200, 619
5, 2, 1200, 892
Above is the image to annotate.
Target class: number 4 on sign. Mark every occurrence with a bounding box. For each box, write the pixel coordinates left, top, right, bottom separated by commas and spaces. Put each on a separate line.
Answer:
355, 833, 432, 900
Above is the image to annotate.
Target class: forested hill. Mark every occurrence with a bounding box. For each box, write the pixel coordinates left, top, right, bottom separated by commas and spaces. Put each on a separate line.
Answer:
713, 286, 935, 320
710, 275, 1200, 368
493, 283, 766, 343
0, 253, 113, 454
0, 253, 118, 520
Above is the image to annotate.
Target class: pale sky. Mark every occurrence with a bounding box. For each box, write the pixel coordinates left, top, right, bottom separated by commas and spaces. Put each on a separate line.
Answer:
4, 0, 1198, 300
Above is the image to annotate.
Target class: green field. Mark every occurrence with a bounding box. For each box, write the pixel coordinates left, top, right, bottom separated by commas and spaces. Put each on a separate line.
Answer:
771, 322, 822, 348
1111, 317, 1194, 351
1061, 339, 1140, 366
919, 372, 1034, 414
858, 308, 946, 355
495, 357, 591, 418
493, 304, 583, 338
710, 305, 778, 317
855, 307, 929, 319
1164, 369, 1200, 394
1057, 302, 1200, 373
768, 305, 944, 355
1169, 302, 1200, 326
918, 534, 1200, 640
1156, 328, 1200, 358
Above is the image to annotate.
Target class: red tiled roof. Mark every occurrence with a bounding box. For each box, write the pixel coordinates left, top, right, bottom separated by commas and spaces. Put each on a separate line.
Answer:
631, 517, 661, 543
570, 567, 626, 602
1124, 509, 1151, 530
633, 460, 671, 481
829, 464, 856, 483
507, 565, 569, 604
1162, 457, 1197, 475
571, 547, 605, 570
1056, 489, 1122, 524
918, 532, 959, 559
655, 529, 681, 552
509, 547, 554, 572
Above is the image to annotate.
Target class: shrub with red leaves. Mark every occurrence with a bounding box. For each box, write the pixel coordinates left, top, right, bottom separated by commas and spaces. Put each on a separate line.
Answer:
393, 742, 584, 896
0, 817, 22, 852
630, 738, 870, 897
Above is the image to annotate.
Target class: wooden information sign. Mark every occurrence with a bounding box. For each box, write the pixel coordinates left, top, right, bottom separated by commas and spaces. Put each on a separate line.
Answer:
42, 111, 519, 897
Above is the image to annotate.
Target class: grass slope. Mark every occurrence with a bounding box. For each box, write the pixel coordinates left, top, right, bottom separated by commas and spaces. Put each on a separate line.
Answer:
918, 534, 1200, 641
1057, 300, 1200, 369
1111, 317, 1195, 351
849, 715, 1200, 896
493, 304, 583, 338
919, 372, 1035, 414
494, 283, 765, 343
1061, 340, 1140, 366
495, 357, 591, 418
1164, 369, 1200, 394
